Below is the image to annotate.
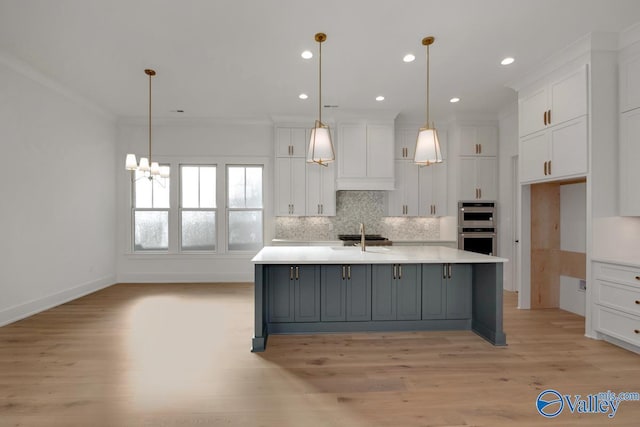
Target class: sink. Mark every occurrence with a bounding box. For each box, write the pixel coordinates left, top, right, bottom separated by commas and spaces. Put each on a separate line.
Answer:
365, 246, 391, 253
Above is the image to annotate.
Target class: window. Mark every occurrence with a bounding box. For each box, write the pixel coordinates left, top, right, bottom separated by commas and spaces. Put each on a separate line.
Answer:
133, 169, 170, 251
227, 165, 263, 251
180, 165, 216, 251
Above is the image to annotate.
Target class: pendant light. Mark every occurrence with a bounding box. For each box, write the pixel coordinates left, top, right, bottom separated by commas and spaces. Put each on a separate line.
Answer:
414, 36, 443, 166
307, 32, 335, 167
125, 69, 170, 179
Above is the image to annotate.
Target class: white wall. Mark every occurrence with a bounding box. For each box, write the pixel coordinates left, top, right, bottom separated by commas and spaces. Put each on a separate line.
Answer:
116, 120, 274, 283
498, 104, 519, 291
560, 182, 586, 316
0, 54, 117, 326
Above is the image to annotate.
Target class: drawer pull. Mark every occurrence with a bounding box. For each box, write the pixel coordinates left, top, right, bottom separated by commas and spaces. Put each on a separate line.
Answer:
636, 300, 640, 305
635, 276, 640, 281
635, 330, 640, 334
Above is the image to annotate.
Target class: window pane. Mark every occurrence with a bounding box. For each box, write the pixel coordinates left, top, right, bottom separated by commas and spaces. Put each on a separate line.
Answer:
181, 166, 199, 208
228, 167, 246, 208
134, 171, 152, 208
134, 211, 169, 251
153, 175, 170, 208
245, 167, 263, 208
228, 210, 262, 251
181, 211, 216, 251
199, 166, 216, 208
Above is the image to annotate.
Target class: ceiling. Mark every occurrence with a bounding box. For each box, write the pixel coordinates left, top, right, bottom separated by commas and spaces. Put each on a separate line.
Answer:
1, 0, 640, 123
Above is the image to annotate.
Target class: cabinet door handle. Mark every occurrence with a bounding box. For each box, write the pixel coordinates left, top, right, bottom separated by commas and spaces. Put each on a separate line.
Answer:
635, 329, 640, 334
635, 300, 640, 305
342, 265, 346, 280
548, 109, 551, 125
398, 265, 403, 279
548, 160, 551, 175
544, 161, 547, 176
347, 265, 351, 280
543, 111, 547, 126
448, 264, 452, 279
295, 266, 299, 280
443, 264, 447, 279
635, 276, 640, 281
290, 266, 294, 280
478, 144, 482, 154
479, 188, 482, 199
433, 205, 436, 215
393, 264, 397, 280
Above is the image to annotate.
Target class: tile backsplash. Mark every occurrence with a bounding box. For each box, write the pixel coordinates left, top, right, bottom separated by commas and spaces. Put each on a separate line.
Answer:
275, 191, 440, 241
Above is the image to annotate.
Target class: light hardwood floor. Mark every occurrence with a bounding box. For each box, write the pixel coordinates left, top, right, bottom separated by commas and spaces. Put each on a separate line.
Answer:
1, 283, 639, 426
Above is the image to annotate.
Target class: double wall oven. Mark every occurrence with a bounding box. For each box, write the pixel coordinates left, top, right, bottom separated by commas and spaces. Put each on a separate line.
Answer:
457, 201, 497, 256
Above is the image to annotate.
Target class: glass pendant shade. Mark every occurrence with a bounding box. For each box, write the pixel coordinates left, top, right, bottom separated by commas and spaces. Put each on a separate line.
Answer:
307, 121, 335, 165
125, 154, 138, 170
159, 166, 170, 178
139, 157, 150, 171
150, 162, 160, 175
414, 127, 443, 166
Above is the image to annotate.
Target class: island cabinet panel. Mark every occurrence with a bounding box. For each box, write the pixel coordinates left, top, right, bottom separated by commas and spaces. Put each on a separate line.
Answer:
446, 264, 473, 319
268, 265, 319, 323
371, 264, 421, 321
321, 265, 372, 321
421, 264, 446, 319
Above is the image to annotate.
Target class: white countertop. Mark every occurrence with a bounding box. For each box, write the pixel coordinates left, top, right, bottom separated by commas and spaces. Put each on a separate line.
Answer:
252, 245, 507, 264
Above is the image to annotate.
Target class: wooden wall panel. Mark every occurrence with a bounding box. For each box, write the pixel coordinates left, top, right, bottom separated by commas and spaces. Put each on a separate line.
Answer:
559, 250, 587, 280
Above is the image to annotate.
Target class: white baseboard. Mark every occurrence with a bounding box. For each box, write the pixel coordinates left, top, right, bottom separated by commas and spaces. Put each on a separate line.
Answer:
116, 271, 254, 283
0, 275, 116, 327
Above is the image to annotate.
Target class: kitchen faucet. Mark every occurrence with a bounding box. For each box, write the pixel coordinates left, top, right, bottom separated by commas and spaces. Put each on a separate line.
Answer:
359, 223, 366, 252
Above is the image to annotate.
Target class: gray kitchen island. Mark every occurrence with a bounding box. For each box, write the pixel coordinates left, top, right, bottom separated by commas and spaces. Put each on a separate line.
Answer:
251, 245, 507, 352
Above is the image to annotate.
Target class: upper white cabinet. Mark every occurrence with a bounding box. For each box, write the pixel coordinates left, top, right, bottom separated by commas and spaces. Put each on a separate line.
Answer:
276, 127, 307, 157
388, 160, 420, 216
306, 161, 336, 216
275, 157, 306, 216
337, 121, 394, 190
418, 162, 448, 216
459, 157, 497, 201
620, 53, 640, 113
518, 64, 588, 184
519, 116, 588, 183
519, 65, 587, 138
620, 107, 640, 216
395, 128, 416, 159
458, 125, 498, 156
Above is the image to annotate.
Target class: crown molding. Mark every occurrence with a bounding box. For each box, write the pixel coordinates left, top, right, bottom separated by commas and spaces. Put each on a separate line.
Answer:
0, 50, 115, 121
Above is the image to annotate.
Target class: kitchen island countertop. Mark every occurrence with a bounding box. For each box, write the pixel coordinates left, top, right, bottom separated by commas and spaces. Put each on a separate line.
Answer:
252, 245, 507, 265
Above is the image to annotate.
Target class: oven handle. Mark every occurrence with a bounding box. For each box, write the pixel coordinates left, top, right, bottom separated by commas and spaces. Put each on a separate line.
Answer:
459, 232, 496, 237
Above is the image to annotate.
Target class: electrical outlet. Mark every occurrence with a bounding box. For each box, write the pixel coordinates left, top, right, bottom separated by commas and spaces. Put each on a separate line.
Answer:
579, 280, 587, 291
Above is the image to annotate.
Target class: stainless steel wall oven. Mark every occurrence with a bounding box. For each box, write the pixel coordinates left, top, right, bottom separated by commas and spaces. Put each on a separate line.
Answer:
458, 201, 497, 256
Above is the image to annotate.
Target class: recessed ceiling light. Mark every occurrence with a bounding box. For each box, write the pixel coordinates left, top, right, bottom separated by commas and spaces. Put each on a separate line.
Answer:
501, 57, 515, 65
301, 50, 313, 59
403, 53, 416, 63
299, 93, 308, 100
376, 95, 385, 102
450, 97, 460, 103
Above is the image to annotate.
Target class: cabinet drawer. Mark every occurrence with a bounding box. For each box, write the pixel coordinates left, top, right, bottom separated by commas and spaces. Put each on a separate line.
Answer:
595, 263, 640, 287
596, 281, 640, 317
595, 307, 640, 347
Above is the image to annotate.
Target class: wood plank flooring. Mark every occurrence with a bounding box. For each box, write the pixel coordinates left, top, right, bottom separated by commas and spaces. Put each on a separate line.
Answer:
1, 283, 639, 426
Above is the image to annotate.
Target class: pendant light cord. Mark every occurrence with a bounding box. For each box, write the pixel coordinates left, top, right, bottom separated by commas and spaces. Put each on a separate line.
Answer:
148, 71, 152, 162
426, 42, 430, 126
318, 38, 322, 124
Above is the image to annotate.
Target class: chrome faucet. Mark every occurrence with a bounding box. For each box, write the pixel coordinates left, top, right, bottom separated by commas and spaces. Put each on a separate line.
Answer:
359, 223, 366, 252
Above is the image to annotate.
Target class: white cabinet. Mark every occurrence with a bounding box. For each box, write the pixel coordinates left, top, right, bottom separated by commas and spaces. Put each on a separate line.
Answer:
275, 157, 306, 216
519, 116, 587, 183
458, 125, 498, 156
593, 262, 640, 350
620, 53, 640, 113
519, 65, 587, 138
337, 122, 394, 190
388, 160, 420, 216
306, 162, 336, 216
620, 108, 640, 216
276, 127, 307, 157
459, 157, 497, 201
418, 162, 448, 216
395, 128, 416, 159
